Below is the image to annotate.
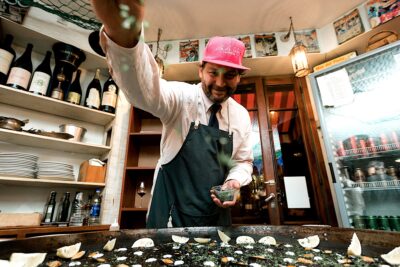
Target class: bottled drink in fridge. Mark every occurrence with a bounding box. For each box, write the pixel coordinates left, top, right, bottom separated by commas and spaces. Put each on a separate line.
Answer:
6, 43, 33, 90
69, 192, 84, 226
0, 34, 16, 84
57, 192, 71, 222
101, 75, 119, 113
89, 189, 102, 225
43, 191, 57, 223
66, 69, 82, 105
84, 68, 102, 109
28, 51, 52, 95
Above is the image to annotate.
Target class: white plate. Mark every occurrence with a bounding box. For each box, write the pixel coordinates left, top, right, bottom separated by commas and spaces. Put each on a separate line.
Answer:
37, 176, 75, 181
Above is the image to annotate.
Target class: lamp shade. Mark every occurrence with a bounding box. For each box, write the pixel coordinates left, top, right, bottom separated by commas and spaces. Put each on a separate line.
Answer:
290, 43, 310, 77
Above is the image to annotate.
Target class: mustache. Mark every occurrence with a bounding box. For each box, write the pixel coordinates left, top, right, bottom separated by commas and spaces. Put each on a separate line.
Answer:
207, 84, 235, 96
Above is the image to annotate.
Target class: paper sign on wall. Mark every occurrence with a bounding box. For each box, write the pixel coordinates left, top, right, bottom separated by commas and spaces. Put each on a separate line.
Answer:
283, 176, 311, 209
316, 68, 354, 107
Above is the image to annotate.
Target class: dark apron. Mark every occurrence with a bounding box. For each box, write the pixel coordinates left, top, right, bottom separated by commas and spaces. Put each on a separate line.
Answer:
147, 122, 233, 228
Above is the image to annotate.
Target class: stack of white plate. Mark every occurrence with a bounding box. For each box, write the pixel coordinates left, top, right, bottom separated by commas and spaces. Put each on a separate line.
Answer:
37, 161, 75, 181
0, 152, 38, 178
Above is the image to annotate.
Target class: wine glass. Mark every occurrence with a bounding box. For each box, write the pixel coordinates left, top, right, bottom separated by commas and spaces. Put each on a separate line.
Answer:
137, 181, 146, 208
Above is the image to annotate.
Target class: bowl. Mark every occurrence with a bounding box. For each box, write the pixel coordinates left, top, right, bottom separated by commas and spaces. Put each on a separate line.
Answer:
211, 185, 239, 202
59, 124, 87, 142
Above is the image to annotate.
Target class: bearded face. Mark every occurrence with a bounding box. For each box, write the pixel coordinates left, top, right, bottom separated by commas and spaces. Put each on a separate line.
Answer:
199, 63, 241, 103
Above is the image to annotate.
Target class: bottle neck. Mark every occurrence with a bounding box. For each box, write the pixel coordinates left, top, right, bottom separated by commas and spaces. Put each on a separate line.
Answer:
94, 69, 100, 80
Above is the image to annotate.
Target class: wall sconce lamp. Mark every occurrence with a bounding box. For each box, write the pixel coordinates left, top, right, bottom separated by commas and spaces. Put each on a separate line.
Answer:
282, 17, 310, 77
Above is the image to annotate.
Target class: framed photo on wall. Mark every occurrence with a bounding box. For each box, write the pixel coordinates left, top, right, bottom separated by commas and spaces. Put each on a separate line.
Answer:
333, 9, 365, 44
254, 34, 278, 57
238, 36, 253, 58
365, 0, 400, 28
294, 29, 320, 53
179, 40, 199, 63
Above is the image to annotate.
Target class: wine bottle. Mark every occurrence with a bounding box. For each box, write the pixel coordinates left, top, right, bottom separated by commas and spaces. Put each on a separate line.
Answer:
28, 51, 52, 95
84, 68, 102, 109
66, 69, 82, 105
0, 34, 16, 84
6, 43, 33, 90
43, 191, 57, 223
58, 192, 71, 222
50, 66, 66, 100
101, 75, 119, 113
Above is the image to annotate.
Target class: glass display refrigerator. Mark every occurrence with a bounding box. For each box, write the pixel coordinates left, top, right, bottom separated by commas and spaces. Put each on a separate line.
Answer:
309, 40, 400, 231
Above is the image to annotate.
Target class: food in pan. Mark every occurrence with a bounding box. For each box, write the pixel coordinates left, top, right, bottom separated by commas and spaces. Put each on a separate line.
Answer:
0, 231, 398, 266
103, 238, 117, 252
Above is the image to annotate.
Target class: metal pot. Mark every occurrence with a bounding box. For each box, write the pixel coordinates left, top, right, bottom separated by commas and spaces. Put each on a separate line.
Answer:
0, 225, 399, 258
59, 124, 87, 142
0, 116, 29, 131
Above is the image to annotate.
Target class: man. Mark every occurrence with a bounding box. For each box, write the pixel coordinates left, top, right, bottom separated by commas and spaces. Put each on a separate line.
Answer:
91, 0, 253, 228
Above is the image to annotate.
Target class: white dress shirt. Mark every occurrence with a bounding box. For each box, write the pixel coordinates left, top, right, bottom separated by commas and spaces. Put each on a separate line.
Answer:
100, 32, 253, 194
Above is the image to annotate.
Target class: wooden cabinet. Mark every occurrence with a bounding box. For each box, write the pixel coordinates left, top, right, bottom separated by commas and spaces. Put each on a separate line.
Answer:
119, 107, 162, 229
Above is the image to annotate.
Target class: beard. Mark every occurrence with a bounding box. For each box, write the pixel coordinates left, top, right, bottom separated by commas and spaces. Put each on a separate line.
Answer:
202, 81, 236, 103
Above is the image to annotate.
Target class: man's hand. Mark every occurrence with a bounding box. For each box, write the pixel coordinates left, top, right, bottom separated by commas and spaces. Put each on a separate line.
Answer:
90, 0, 145, 48
210, 180, 240, 208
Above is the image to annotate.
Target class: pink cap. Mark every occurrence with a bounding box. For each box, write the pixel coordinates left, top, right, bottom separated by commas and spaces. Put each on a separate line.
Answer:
202, 37, 250, 70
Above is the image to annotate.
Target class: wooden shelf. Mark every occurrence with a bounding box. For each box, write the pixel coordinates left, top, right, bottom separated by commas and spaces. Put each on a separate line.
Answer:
0, 224, 110, 239
122, 208, 148, 212
126, 166, 156, 170
0, 85, 115, 126
0, 176, 105, 188
0, 128, 110, 155
130, 131, 162, 136
0, 17, 107, 71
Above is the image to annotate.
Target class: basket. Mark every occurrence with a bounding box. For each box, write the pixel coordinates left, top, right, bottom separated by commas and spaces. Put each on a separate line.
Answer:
366, 30, 398, 51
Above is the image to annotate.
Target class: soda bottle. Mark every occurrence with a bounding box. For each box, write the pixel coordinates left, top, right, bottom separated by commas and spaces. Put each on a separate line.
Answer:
89, 189, 102, 225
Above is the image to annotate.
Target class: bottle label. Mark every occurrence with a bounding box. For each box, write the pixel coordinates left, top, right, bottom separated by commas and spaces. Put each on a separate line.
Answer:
67, 92, 81, 104
51, 87, 64, 100
0, 49, 14, 74
29, 71, 51, 95
90, 203, 101, 217
101, 91, 117, 107
86, 88, 100, 108
44, 206, 53, 222
6, 67, 31, 89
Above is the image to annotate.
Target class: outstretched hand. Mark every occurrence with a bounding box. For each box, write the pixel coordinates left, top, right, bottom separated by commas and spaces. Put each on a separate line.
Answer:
210, 180, 240, 208
90, 0, 145, 48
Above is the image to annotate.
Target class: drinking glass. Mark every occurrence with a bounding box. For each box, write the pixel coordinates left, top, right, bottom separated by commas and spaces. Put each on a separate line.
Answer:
137, 181, 146, 208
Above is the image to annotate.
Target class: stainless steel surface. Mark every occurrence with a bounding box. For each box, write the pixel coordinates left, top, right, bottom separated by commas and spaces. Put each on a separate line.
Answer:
59, 124, 87, 142
0, 116, 28, 131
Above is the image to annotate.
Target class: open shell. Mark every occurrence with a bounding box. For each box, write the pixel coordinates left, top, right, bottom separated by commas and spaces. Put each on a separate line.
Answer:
103, 238, 117, 251
381, 246, 400, 265
171, 235, 189, 244
132, 238, 154, 248
56, 242, 81, 259
347, 233, 361, 256
297, 235, 320, 249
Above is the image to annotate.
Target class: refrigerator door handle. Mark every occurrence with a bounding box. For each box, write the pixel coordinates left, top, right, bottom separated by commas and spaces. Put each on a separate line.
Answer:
328, 162, 336, 183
